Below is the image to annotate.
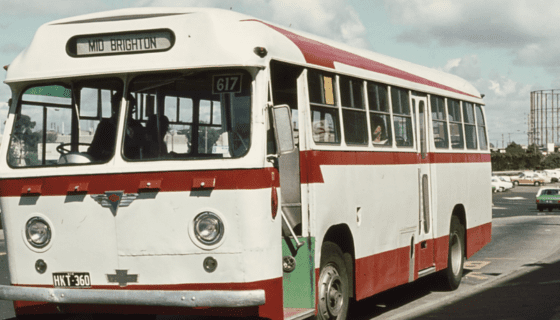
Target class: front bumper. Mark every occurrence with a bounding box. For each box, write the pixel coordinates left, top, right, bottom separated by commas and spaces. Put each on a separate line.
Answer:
0, 285, 265, 307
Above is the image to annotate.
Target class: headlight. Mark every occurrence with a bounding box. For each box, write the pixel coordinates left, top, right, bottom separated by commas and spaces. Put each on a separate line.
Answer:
26, 217, 51, 248
193, 212, 224, 245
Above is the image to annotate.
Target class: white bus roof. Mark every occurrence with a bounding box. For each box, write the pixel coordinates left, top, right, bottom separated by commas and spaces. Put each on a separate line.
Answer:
5, 7, 482, 103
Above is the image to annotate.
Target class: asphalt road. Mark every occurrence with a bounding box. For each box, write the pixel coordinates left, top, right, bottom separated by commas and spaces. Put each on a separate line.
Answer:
1, 184, 559, 319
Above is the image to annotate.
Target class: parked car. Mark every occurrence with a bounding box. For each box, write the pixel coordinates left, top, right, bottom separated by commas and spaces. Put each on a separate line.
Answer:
491, 177, 511, 192
498, 176, 513, 190
544, 169, 560, 182
536, 187, 560, 211
535, 171, 553, 183
511, 173, 545, 186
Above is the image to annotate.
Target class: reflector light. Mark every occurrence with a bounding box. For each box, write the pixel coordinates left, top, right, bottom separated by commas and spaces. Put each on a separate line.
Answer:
271, 186, 278, 219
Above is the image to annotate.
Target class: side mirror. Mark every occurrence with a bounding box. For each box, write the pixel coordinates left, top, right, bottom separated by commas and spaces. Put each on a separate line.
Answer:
271, 104, 296, 156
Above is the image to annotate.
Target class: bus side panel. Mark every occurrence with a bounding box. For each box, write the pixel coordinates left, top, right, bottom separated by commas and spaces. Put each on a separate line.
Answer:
308, 154, 420, 302
431, 160, 492, 270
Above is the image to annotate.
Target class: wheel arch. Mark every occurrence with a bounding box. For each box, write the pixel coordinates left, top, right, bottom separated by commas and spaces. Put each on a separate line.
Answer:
451, 204, 466, 258
322, 224, 355, 298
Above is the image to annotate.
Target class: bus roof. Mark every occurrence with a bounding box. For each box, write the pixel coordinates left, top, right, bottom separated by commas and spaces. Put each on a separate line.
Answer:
5, 7, 483, 103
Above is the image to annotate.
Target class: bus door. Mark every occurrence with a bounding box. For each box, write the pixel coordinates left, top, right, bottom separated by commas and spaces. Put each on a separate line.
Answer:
270, 62, 315, 318
412, 95, 435, 276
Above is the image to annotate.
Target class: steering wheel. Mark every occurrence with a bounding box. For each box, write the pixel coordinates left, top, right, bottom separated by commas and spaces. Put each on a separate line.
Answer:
56, 142, 92, 155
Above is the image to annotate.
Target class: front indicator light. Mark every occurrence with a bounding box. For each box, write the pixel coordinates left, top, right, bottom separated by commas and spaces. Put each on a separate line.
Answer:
26, 217, 51, 248
193, 212, 224, 245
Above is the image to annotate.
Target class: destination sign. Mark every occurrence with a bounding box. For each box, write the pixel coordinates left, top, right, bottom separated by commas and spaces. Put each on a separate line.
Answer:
68, 29, 174, 57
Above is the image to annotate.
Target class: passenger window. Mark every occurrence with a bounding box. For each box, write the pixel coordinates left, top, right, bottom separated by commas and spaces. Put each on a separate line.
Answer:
308, 70, 340, 144
391, 86, 413, 147
475, 105, 488, 150
340, 76, 367, 145
463, 102, 477, 149
367, 82, 391, 146
430, 95, 448, 149
448, 99, 464, 149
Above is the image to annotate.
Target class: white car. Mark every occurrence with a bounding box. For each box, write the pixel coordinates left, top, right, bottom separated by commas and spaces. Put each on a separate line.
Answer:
491, 177, 511, 192
544, 169, 560, 182
498, 176, 513, 189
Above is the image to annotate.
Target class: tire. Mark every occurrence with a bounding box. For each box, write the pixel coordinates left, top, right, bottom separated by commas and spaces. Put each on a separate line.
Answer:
534, 182, 541, 186
549, 207, 553, 212
538, 206, 544, 212
438, 216, 465, 291
513, 181, 519, 186
317, 242, 350, 320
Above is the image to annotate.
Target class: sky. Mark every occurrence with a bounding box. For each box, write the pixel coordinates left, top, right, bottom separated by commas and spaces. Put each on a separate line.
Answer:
1, 0, 559, 148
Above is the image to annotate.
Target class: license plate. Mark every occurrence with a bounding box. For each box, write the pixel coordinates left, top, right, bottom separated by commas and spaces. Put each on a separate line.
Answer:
53, 272, 91, 288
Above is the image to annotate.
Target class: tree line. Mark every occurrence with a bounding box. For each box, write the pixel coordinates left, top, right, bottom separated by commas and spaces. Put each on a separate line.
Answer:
491, 142, 560, 171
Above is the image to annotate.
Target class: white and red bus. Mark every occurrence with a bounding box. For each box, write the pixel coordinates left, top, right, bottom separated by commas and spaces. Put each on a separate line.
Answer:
0, 7, 491, 320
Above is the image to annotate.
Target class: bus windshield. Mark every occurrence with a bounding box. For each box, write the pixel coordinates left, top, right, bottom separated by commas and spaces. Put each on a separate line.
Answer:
8, 69, 252, 167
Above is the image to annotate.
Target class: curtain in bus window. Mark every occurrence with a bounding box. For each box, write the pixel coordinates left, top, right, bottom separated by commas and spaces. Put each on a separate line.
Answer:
430, 95, 449, 149
475, 105, 488, 150
447, 99, 464, 149
463, 102, 477, 149
340, 76, 367, 145
391, 87, 413, 147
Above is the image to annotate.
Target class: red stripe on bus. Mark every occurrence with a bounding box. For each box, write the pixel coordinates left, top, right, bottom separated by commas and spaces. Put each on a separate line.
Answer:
243, 20, 480, 99
0, 168, 280, 197
14, 277, 283, 319
301, 150, 491, 183
353, 222, 491, 300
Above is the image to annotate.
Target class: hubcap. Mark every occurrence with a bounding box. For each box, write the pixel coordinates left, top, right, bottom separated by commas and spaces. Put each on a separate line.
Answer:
450, 232, 462, 275
318, 265, 344, 319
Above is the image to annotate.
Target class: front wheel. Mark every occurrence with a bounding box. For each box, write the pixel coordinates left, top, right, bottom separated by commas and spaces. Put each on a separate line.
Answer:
513, 181, 519, 186
534, 181, 541, 186
317, 242, 349, 320
437, 216, 465, 291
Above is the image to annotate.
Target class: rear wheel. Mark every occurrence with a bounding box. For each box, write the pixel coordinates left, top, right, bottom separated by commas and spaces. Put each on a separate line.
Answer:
438, 216, 465, 291
549, 207, 553, 212
534, 181, 541, 186
317, 242, 349, 320
513, 181, 519, 186
538, 205, 544, 212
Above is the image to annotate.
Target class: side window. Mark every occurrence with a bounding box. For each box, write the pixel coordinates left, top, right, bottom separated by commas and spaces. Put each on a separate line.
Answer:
391, 86, 413, 147
475, 105, 488, 150
430, 95, 448, 149
308, 70, 340, 144
448, 99, 464, 149
340, 76, 367, 145
368, 81, 392, 146
463, 102, 477, 149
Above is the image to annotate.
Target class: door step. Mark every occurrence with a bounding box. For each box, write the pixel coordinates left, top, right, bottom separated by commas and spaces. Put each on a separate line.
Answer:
284, 308, 315, 320
418, 266, 436, 278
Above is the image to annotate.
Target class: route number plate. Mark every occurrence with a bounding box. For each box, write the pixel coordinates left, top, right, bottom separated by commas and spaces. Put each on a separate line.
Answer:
53, 272, 91, 288
213, 74, 242, 94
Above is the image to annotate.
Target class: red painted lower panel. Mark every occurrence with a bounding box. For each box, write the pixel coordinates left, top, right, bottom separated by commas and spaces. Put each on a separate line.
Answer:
354, 246, 410, 301
13, 278, 283, 320
354, 222, 492, 301
466, 222, 492, 258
